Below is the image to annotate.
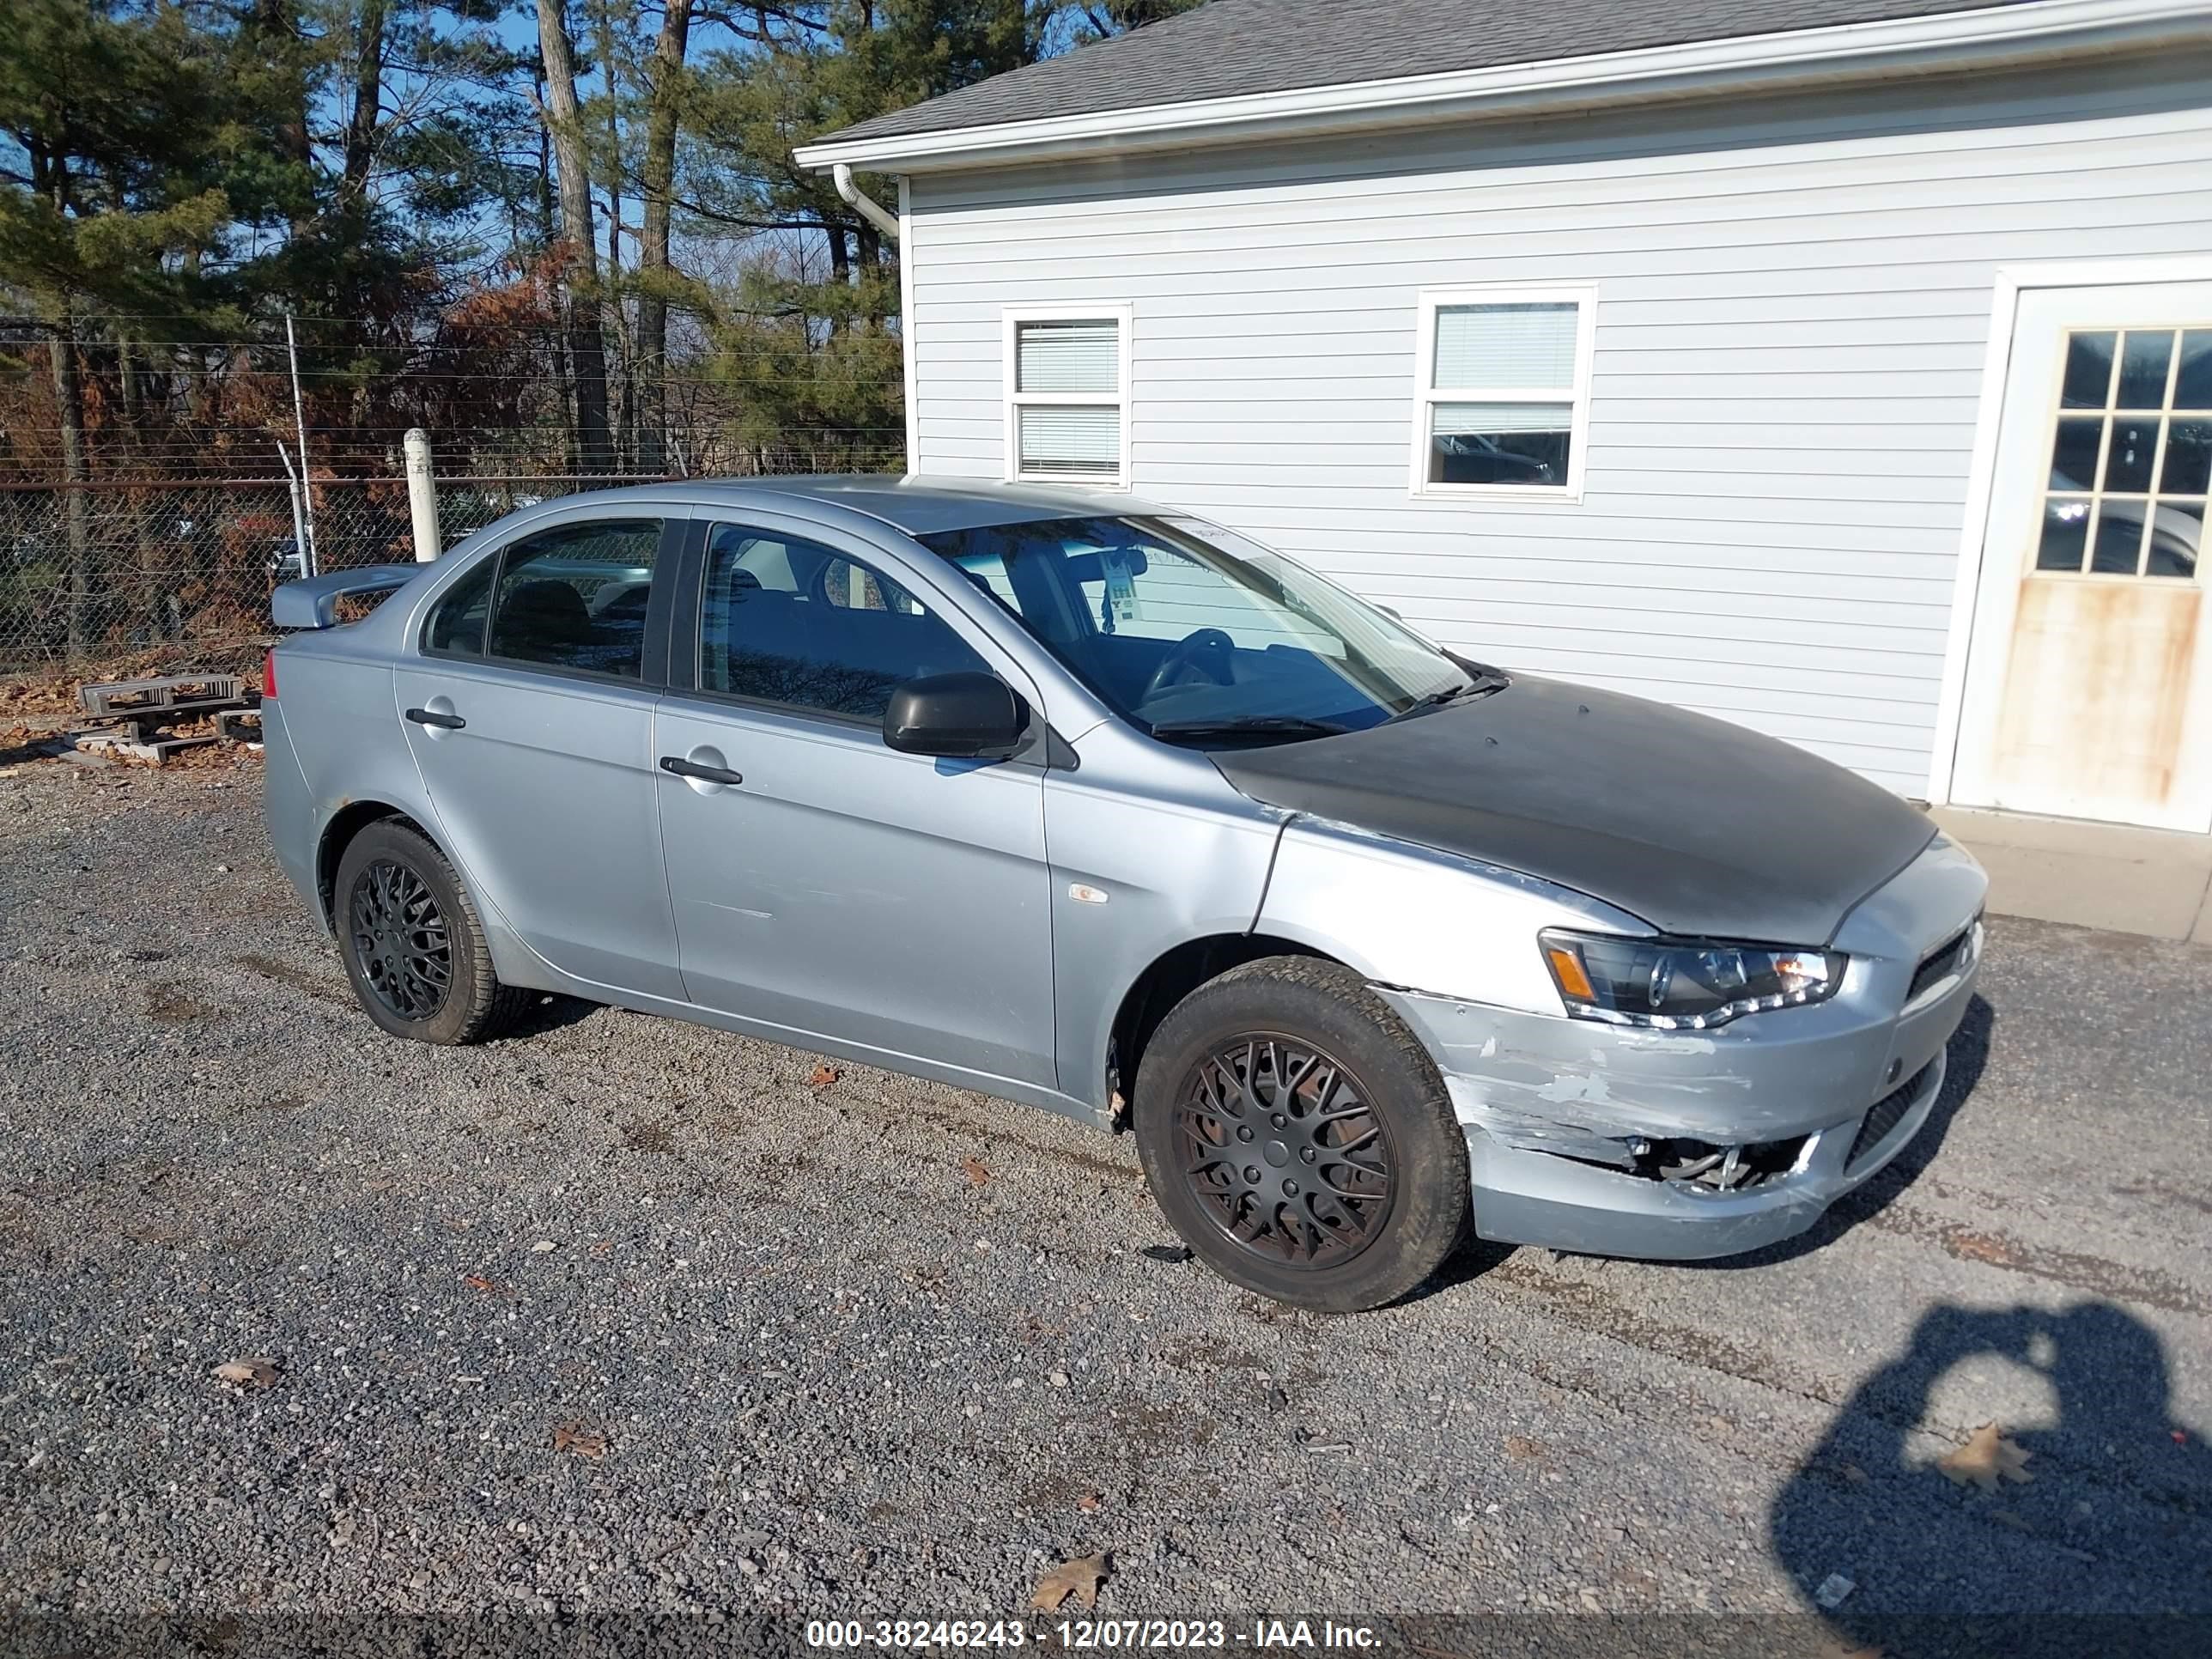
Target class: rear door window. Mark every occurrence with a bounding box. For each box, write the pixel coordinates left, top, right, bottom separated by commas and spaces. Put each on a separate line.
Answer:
483, 519, 662, 679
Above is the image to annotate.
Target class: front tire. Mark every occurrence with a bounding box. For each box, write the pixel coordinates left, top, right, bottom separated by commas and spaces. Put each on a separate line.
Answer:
1132, 957, 1470, 1312
333, 820, 532, 1045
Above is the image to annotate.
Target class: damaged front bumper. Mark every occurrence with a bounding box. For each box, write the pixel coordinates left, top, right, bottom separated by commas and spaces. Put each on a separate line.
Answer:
1375, 836, 1987, 1261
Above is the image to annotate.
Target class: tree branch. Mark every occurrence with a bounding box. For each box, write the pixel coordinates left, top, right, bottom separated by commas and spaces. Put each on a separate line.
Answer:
671, 191, 832, 234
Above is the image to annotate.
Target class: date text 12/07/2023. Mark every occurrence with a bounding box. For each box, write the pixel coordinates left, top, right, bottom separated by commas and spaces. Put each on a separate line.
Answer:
803, 1619, 1383, 1650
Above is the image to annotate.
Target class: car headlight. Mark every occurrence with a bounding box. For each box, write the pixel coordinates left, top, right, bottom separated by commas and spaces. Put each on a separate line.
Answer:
1538, 928, 1844, 1030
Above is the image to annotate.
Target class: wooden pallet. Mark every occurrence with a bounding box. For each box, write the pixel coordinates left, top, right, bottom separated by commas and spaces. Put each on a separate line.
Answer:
72, 729, 221, 764
71, 672, 255, 764
78, 674, 247, 720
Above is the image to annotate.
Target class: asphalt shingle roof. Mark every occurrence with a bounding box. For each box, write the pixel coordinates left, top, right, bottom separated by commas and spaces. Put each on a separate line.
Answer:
820, 0, 2036, 147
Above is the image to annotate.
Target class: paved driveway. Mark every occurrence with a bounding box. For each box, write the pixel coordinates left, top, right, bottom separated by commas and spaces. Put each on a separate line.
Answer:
0, 761, 2206, 1655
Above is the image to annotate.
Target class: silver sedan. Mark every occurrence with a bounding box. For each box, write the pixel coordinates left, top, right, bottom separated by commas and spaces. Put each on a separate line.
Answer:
263, 479, 1986, 1310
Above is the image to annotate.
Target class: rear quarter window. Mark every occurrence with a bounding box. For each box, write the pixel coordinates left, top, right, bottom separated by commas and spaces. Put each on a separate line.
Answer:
423, 558, 495, 654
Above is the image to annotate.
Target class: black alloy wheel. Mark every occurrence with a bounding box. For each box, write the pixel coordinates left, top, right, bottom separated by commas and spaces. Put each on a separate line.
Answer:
348, 857, 453, 1020
1175, 1035, 1396, 1267
1133, 956, 1471, 1313
332, 818, 532, 1045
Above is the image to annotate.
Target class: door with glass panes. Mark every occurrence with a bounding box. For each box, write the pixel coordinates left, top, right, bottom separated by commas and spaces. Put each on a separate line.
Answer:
1953, 284, 2212, 830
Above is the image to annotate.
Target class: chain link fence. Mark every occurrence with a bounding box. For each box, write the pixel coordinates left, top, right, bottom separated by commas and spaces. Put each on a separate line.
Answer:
0, 316, 908, 677
0, 461, 898, 674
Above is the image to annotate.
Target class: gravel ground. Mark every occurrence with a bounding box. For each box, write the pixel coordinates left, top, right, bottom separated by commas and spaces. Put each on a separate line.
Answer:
0, 757, 2207, 1656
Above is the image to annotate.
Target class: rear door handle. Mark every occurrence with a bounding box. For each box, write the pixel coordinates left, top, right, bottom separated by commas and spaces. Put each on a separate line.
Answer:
659, 755, 743, 786
405, 707, 465, 730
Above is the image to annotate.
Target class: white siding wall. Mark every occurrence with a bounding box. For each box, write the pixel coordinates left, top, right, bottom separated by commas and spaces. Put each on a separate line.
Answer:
903, 53, 2212, 795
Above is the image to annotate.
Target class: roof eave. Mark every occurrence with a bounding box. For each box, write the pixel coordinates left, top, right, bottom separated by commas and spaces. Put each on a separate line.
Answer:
793, 0, 2211, 174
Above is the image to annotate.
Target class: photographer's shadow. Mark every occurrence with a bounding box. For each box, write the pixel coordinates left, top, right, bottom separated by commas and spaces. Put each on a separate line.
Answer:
1769, 1300, 2210, 1658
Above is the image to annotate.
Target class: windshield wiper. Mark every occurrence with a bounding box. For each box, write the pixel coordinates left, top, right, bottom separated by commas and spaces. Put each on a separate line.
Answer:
1148, 714, 1350, 742
1389, 669, 1510, 722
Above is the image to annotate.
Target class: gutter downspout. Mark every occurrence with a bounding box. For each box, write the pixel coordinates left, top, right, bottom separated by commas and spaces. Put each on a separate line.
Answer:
832, 163, 901, 243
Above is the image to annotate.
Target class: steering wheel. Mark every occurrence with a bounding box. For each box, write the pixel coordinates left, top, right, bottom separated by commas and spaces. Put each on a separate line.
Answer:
1139, 628, 1237, 705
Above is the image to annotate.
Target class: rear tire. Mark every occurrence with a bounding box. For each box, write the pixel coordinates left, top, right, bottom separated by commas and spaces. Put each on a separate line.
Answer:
333, 820, 532, 1045
1132, 957, 1469, 1313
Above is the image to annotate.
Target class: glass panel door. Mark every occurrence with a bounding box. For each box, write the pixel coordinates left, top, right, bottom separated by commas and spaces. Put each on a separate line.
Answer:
1950, 283, 2212, 831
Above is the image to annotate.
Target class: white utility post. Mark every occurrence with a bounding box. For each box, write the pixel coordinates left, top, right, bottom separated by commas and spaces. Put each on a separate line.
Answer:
275, 442, 308, 575
403, 428, 441, 562
283, 313, 319, 576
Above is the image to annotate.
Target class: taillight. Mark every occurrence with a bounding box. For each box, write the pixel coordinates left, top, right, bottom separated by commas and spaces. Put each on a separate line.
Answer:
262, 650, 278, 701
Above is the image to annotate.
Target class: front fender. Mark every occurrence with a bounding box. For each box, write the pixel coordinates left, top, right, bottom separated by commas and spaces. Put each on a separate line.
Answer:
1044, 761, 1285, 1112
1254, 817, 1652, 1014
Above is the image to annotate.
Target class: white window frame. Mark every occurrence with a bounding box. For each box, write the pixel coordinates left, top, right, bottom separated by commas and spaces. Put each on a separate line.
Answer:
1003, 303, 1134, 489
1409, 283, 1597, 502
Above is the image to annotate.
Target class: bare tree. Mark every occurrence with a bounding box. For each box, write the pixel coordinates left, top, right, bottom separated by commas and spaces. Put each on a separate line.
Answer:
593, 0, 635, 468
635, 0, 692, 475
343, 1, 387, 204
536, 0, 614, 472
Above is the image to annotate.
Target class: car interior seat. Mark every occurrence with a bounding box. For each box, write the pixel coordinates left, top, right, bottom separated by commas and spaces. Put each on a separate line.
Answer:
495, 579, 595, 663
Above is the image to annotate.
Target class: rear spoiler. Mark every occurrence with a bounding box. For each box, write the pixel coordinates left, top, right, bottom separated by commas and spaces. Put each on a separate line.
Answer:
271, 563, 422, 629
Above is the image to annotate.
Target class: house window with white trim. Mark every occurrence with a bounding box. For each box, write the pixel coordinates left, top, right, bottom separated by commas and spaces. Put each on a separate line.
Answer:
1413, 286, 1595, 497
1005, 306, 1132, 487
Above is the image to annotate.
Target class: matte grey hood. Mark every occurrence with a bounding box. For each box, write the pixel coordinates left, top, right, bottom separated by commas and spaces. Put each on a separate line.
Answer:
1212, 676, 1935, 946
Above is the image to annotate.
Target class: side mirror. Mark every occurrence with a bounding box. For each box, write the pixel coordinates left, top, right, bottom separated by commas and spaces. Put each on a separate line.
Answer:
883, 672, 1029, 759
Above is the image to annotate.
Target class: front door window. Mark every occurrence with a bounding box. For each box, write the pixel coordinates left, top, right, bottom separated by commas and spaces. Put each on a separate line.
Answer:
699, 525, 994, 719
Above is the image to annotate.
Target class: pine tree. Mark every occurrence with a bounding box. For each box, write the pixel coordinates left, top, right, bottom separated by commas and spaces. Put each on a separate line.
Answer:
0, 0, 232, 650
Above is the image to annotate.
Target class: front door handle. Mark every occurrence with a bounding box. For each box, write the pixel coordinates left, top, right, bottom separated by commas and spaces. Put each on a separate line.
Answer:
405, 707, 465, 730
659, 755, 743, 786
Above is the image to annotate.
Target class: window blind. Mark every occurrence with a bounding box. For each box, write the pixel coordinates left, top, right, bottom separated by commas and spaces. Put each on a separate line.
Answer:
1017, 319, 1120, 394
1431, 402, 1574, 435
1433, 303, 1578, 391
1018, 405, 1121, 474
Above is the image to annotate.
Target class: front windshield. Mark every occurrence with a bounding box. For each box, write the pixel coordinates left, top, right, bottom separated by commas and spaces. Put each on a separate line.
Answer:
915, 515, 1480, 742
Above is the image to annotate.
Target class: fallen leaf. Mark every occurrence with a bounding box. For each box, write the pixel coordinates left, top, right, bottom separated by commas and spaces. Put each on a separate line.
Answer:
1938, 1422, 2033, 1489
460, 1273, 510, 1296
1943, 1228, 2020, 1267
211, 1357, 281, 1389
1139, 1243, 1192, 1263
2173, 1430, 2190, 1446
1076, 1491, 1102, 1513
960, 1156, 991, 1187
552, 1420, 608, 1460
808, 1064, 841, 1088
1504, 1434, 1548, 1462
1030, 1553, 1109, 1612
